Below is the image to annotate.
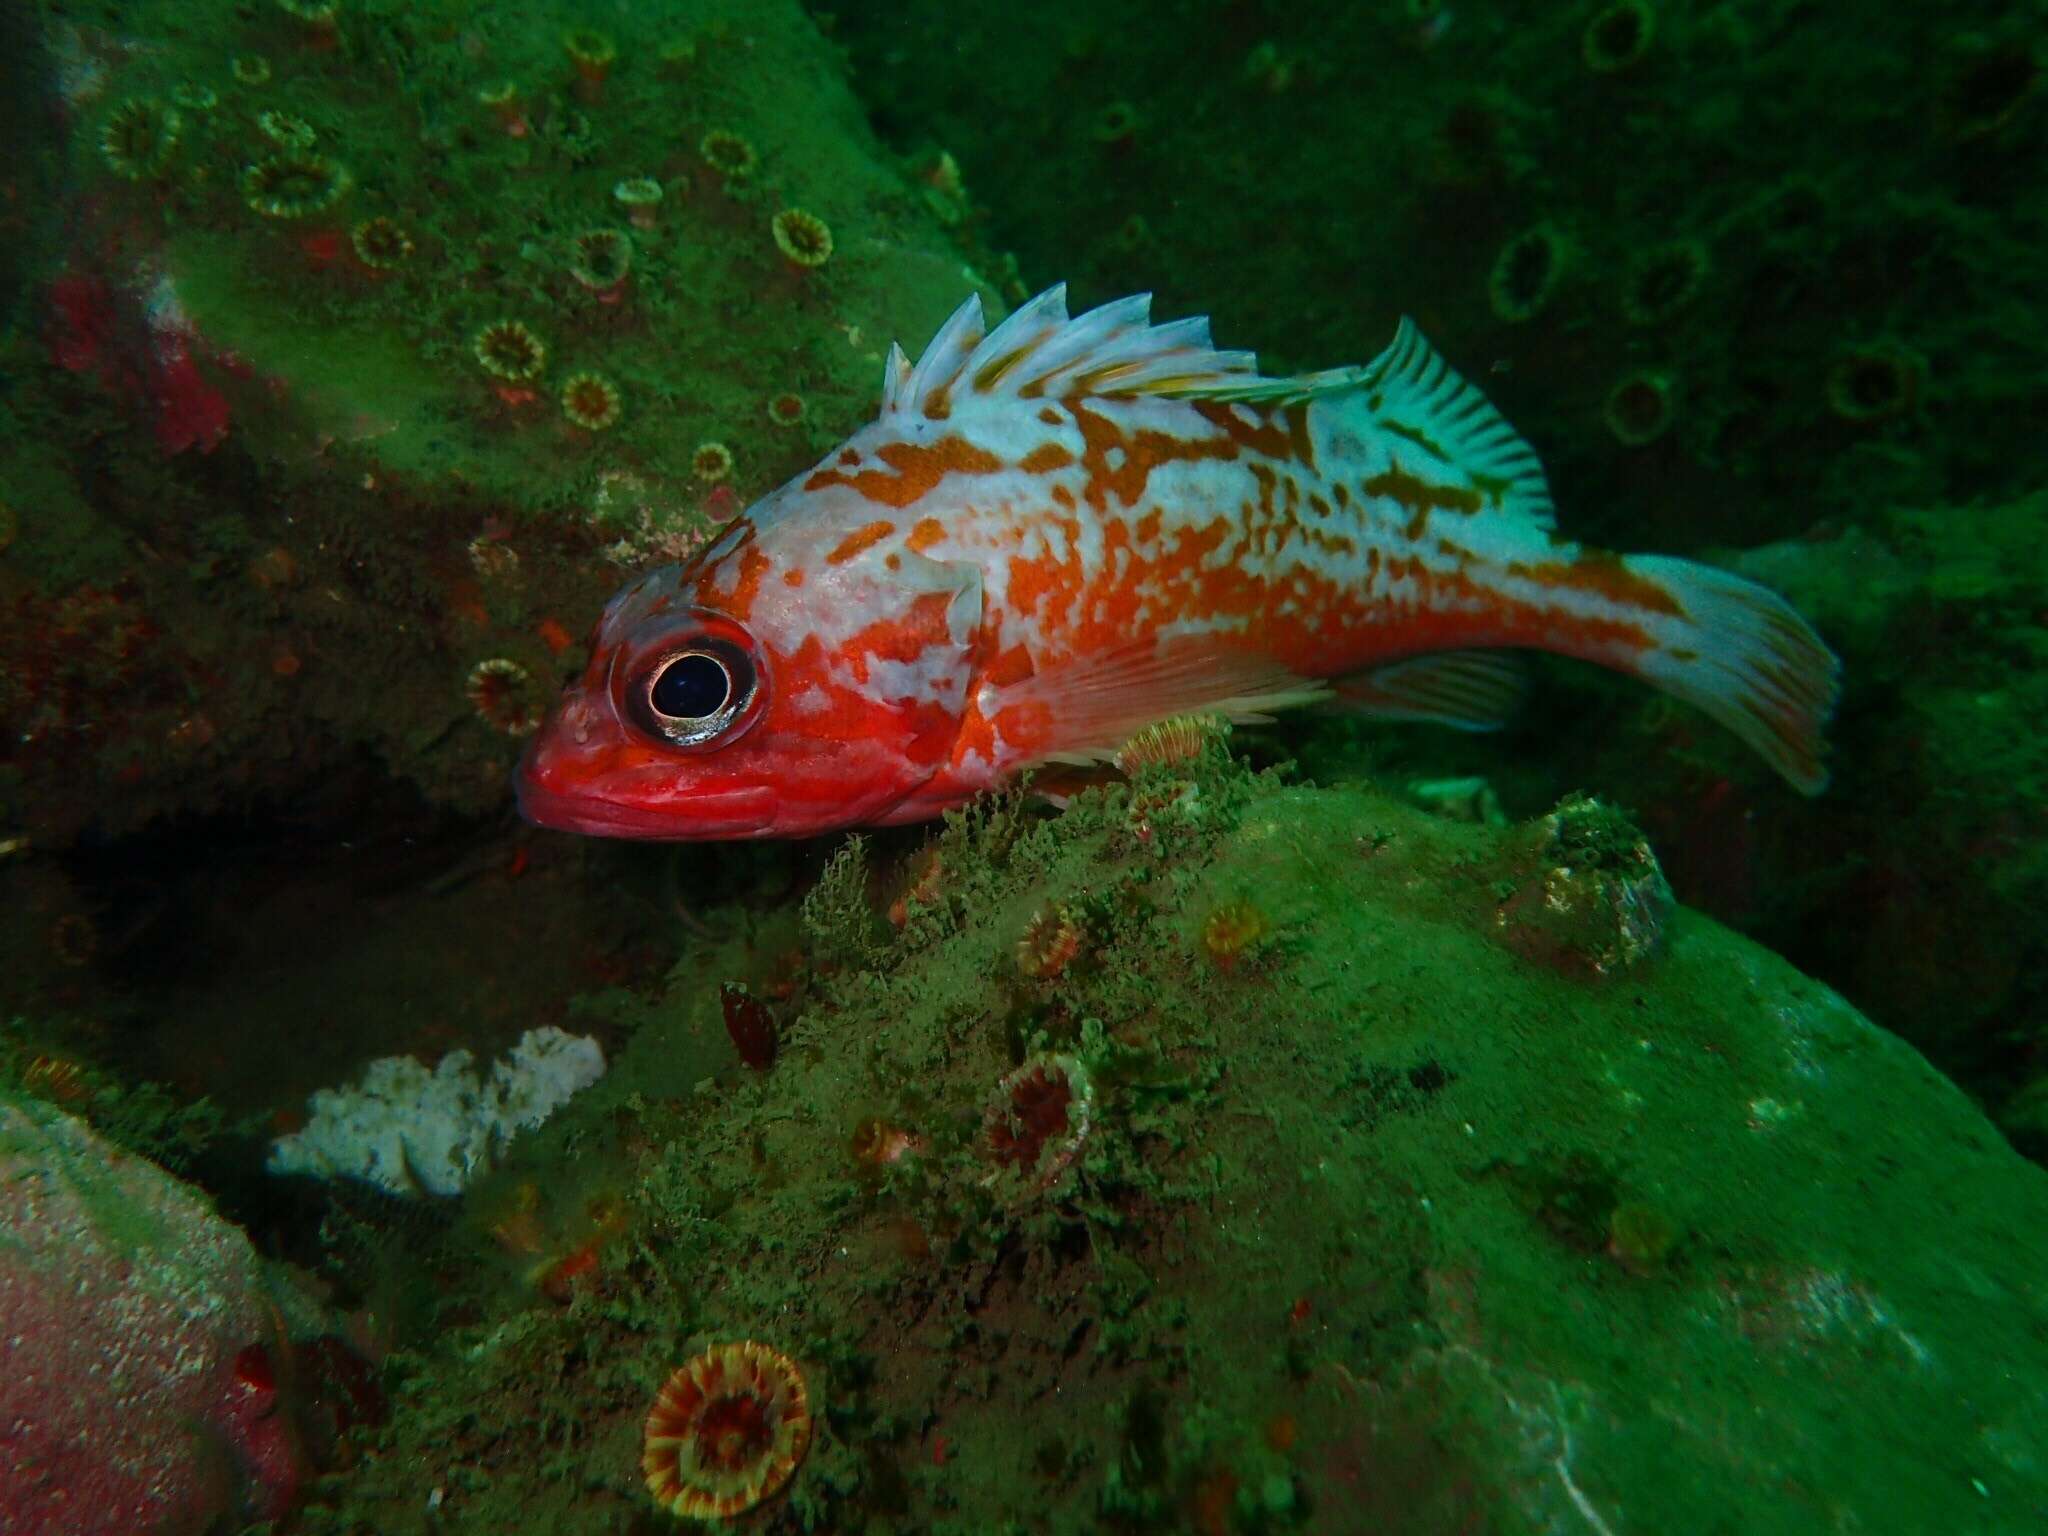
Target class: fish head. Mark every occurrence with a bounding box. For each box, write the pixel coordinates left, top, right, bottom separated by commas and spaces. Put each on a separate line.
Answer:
518, 507, 984, 840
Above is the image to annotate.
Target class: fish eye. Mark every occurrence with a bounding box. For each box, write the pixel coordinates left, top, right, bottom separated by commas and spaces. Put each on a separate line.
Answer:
635, 637, 757, 747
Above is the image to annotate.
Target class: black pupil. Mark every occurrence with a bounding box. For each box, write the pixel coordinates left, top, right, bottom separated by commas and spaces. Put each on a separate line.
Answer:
651, 653, 730, 719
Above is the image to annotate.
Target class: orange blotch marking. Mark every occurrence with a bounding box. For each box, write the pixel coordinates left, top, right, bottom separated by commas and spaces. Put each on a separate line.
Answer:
720, 544, 772, 621
985, 644, 1036, 688
1007, 554, 1057, 618
782, 568, 804, 586
804, 436, 1003, 509
828, 519, 897, 565
1071, 401, 1242, 512
1508, 552, 1684, 617
1019, 442, 1074, 474
1364, 466, 1483, 527
858, 589, 956, 664
906, 517, 947, 553
1193, 399, 1316, 468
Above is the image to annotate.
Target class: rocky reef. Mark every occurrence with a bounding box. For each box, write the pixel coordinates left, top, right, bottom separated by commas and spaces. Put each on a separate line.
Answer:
0, 1092, 339, 1535
2, 1, 2046, 1531
298, 756, 2048, 1533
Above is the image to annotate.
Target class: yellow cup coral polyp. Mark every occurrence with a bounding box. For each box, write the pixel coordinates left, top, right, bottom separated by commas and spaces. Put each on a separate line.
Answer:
643, 1342, 813, 1520
242, 152, 352, 219
560, 372, 623, 432
771, 208, 833, 270
700, 129, 758, 179
472, 319, 546, 383
350, 216, 413, 271
982, 1054, 1094, 1193
99, 98, 183, 180
1202, 899, 1269, 971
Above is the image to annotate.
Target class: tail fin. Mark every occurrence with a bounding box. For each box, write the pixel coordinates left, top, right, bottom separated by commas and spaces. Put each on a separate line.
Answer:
1621, 554, 1840, 794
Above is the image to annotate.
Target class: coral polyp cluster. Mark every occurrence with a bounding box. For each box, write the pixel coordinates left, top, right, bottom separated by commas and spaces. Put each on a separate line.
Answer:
692, 441, 734, 483
349, 217, 413, 271
560, 372, 623, 432
771, 208, 834, 268
642, 1342, 813, 1520
1015, 902, 1085, 980
1488, 222, 1569, 324
1621, 238, 1709, 326
1202, 899, 1269, 971
472, 320, 546, 383
568, 227, 632, 294
464, 658, 544, 737
99, 98, 183, 180
257, 110, 317, 150
561, 28, 616, 89
700, 129, 758, 179
1114, 712, 1229, 775
1604, 369, 1676, 446
612, 178, 664, 229
1582, 1, 1656, 75
241, 153, 351, 219
982, 1054, 1094, 1194
1826, 344, 1923, 423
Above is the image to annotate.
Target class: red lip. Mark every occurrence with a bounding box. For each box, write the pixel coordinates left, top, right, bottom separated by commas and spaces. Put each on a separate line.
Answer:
516, 775, 779, 840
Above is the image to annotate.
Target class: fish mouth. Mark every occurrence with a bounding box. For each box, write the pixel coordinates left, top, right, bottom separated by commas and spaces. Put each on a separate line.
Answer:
516, 777, 779, 840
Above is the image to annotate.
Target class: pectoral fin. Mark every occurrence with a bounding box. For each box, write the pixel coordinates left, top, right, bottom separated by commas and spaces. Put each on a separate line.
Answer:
994, 637, 1326, 768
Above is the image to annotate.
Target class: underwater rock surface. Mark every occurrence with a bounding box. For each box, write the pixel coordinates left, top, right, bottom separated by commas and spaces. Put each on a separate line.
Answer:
3, 0, 993, 847
319, 773, 2048, 1533
0, 1093, 314, 1535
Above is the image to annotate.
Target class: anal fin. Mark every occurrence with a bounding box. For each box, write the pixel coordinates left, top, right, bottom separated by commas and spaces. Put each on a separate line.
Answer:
1328, 650, 1527, 732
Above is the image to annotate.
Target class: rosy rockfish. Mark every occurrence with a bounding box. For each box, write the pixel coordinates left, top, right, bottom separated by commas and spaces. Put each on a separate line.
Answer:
519, 286, 1837, 839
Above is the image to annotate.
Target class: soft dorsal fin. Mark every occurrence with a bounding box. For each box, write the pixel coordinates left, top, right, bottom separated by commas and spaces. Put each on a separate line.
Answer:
1354, 319, 1556, 530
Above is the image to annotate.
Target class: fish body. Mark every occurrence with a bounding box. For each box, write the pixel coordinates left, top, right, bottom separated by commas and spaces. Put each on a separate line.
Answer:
519, 286, 1837, 840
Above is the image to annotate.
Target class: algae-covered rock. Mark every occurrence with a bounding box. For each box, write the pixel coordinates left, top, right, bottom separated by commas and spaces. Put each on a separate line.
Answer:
3, 0, 995, 846
0, 1093, 322, 1535
319, 770, 2048, 1534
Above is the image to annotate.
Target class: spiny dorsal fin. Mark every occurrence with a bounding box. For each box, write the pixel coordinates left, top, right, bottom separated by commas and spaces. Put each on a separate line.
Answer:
884, 293, 1554, 531
882, 285, 1266, 419
887, 294, 988, 417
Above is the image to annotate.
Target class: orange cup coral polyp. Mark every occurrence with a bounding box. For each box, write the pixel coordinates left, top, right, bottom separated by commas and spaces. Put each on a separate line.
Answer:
643, 1341, 813, 1520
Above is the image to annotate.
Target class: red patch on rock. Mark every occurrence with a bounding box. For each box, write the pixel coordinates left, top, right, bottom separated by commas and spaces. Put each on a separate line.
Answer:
149, 335, 232, 456
721, 982, 778, 1069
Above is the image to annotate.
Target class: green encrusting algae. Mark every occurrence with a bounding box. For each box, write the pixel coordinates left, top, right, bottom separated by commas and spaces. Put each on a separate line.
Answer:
311, 755, 2048, 1533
